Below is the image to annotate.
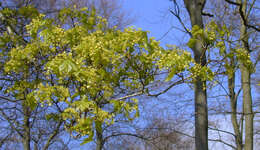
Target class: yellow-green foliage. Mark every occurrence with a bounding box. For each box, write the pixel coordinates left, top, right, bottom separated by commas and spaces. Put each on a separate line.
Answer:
186, 21, 255, 82
1, 6, 161, 144
0, 6, 220, 144
205, 21, 254, 76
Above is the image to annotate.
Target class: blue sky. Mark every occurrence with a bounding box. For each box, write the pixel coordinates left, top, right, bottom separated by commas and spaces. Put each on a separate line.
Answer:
122, 0, 188, 46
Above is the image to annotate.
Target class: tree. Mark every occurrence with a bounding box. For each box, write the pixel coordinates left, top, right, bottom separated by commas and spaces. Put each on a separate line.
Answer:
1, 0, 133, 28
102, 104, 194, 150
233, 1, 254, 149
63, 0, 133, 29
205, 0, 258, 149
168, 0, 259, 149
0, 0, 135, 149
0, 4, 70, 150
171, 0, 209, 149
0, 5, 159, 149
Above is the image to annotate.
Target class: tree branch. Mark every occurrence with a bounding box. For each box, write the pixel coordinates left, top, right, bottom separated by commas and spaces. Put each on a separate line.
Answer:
104, 132, 150, 142
208, 138, 236, 149
224, 0, 260, 32
208, 126, 236, 137
147, 78, 185, 97
169, 0, 192, 36
42, 121, 63, 150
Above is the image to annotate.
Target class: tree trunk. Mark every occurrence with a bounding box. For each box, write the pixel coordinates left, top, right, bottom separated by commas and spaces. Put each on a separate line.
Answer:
238, 0, 254, 150
228, 56, 243, 150
96, 122, 104, 150
183, 1, 208, 150
241, 64, 253, 150
23, 105, 31, 150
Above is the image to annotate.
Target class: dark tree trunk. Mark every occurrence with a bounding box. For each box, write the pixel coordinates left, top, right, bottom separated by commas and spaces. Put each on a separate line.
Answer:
23, 105, 31, 150
96, 122, 104, 150
183, 0, 208, 150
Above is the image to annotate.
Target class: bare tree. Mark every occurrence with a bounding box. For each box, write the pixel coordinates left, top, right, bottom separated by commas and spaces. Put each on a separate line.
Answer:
101, 106, 194, 150
210, 1, 258, 149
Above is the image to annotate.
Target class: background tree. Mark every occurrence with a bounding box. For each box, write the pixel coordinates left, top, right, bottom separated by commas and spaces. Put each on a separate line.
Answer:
0, 4, 69, 150
204, 0, 259, 149
101, 102, 194, 150
168, 0, 259, 150
170, 0, 209, 149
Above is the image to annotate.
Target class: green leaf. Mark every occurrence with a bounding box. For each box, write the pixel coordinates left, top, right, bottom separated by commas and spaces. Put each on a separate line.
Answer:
26, 93, 37, 110
187, 38, 196, 48
95, 121, 102, 133
80, 130, 94, 145
165, 69, 175, 81
122, 40, 128, 51
45, 113, 60, 121
59, 59, 77, 73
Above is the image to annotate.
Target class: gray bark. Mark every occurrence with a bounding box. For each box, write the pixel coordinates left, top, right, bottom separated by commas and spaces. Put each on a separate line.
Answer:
241, 63, 253, 150
238, 0, 254, 150
228, 57, 243, 150
183, 0, 208, 150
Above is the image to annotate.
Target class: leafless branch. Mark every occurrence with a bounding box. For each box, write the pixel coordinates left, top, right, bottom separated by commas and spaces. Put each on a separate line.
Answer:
208, 126, 236, 137
104, 132, 150, 142
224, 0, 260, 32
169, 0, 192, 36
208, 138, 236, 149
147, 76, 188, 97
42, 121, 63, 150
